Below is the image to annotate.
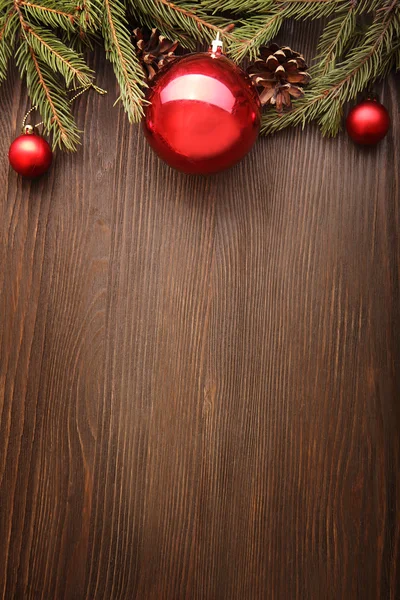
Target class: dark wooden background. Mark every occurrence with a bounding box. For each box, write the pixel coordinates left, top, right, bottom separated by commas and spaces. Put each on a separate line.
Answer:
1, 21, 399, 600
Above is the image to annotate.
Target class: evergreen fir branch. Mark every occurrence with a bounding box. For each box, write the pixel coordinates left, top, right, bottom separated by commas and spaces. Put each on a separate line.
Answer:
18, 1, 78, 31
0, 0, 12, 11
103, 0, 145, 122
16, 41, 81, 149
76, 0, 103, 31
229, 13, 284, 61
0, 9, 13, 42
60, 28, 96, 54
60, 1, 102, 50
202, 0, 373, 14
156, 0, 231, 39
132, 10, 195, 48
200, 0, 270, 13
0, 9, 18, 83
0, 0, 398, 151
130, 0, 233, 46
205, 0, 345, 14
261, 4, 400, 137
315, 8, 357, 74
201, 0, 341, 13
273, 0, 379, 8
228, 2, 344, 61
325, 6, 399, 100
229, 1, 386, 64
23, 23, 93, 86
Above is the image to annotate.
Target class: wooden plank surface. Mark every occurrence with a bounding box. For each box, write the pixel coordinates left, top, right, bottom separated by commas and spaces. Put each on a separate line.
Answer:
1, 24, 399, 599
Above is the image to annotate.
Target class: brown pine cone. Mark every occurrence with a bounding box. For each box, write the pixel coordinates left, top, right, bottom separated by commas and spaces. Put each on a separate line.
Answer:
247, 44, 311, 112
133, 28, 179, 81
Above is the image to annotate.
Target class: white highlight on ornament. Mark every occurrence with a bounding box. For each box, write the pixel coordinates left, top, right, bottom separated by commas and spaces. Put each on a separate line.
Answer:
211, 32, 223, 56
160, 74, 235, 112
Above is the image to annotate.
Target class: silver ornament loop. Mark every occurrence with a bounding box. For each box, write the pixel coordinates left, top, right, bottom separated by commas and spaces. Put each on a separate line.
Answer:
210, 32, 223, 57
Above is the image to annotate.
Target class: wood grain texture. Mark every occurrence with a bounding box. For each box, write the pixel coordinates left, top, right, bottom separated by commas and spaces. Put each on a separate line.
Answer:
1, 22, 400, 599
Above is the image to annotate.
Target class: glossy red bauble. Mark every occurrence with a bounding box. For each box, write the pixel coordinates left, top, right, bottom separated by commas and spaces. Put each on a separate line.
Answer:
9, 131, 53, 177
143, 52, 261, 174
346, 99, 390, 145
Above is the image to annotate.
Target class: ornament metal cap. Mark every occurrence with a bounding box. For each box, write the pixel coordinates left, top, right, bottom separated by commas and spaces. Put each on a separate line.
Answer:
23, 124, 34, 135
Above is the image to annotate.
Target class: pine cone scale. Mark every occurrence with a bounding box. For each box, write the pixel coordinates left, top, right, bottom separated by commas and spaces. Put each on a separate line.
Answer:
266, 55, 279, 70
260, 87, 275, 104
288, 85, 303, 99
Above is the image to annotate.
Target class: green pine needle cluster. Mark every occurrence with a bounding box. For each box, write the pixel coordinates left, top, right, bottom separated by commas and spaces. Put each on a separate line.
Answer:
0, 0, 399, 150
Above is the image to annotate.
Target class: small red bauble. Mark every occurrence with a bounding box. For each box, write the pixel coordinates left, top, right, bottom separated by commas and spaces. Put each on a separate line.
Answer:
346, 99, 390, 145
143, 51, 261, 174
9, 127, 53, 177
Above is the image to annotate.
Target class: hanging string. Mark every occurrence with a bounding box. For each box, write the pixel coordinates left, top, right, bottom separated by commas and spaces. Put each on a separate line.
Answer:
21, 84, 106, 131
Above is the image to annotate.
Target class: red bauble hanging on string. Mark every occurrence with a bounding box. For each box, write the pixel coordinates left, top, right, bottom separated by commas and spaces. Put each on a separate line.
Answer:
346, 98, 390, 146
143, 36, 261, 175
8, 86, 100, 178
9, 125, 53, 178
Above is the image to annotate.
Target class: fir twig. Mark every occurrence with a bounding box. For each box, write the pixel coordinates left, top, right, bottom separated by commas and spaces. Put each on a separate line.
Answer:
18, 2, 78, 29
155, 0, 231, 37
130, 0, 233, 48
0, 8, 18, 82
16, 42, 81, 149
103, 0, 145, 121
229, 13, 284, 62
23, 24, 93, 86
76, 0, 102, 30
315, 8, 357, 75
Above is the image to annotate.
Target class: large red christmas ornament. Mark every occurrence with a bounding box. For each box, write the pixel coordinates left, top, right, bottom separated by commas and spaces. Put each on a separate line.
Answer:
143, 41, 261, 174
346, 99, 390, 145
9, 126, 53, 177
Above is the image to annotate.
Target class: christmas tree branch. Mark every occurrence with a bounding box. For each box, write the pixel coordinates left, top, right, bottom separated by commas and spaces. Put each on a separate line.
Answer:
23, 24, 93, 86
1, 6, 16, 38
27, 48, 70, 142
0, 8, 17, 81
16, 43, 80, 149
227, 0, 384, 61
315, 8, 357, 75
229, 13, 284, 61
19, 2, 78, 25
103, 0, 145, 121
76, 0, 102, 30
11, 0, 89, 148
155, 0, 232, 37
228, 2, 342, 62
0, 0, 398, 150
261, 2, 400, 136
130, 0, 233, 48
